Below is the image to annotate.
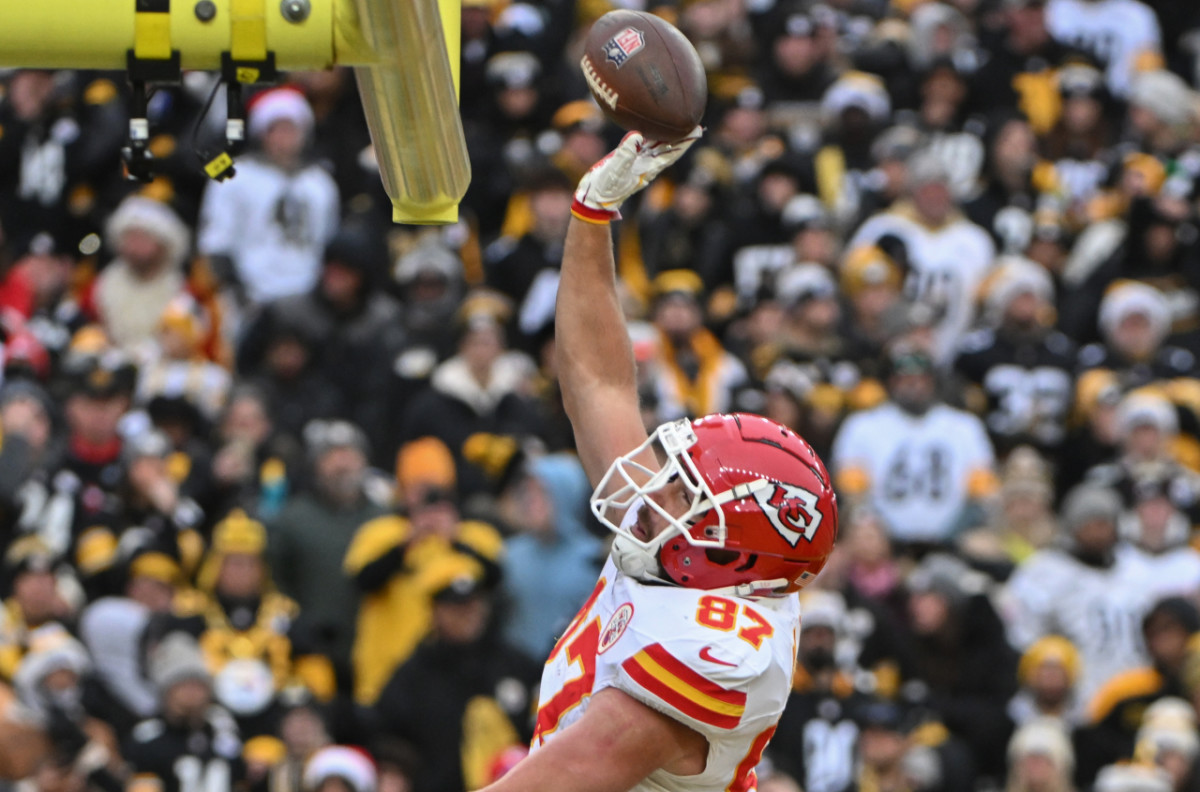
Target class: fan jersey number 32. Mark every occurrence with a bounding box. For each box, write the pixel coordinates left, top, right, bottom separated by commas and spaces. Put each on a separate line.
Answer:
531, 558, 801, 792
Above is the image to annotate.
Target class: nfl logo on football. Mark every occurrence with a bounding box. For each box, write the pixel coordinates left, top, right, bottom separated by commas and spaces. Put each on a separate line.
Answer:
603, 27, 645, 68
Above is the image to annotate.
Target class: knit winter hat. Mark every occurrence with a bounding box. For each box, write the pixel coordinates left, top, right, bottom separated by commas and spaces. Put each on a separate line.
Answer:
149, 632, 211, 693
1018, 635, 1081, 686
1129, 70, 1197, 128
1008, 717, 1074, 776
1060, 484, 1122, 533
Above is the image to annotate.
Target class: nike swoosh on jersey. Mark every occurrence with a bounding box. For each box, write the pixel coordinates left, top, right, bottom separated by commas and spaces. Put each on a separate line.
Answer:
699, 645, 738, 668
622, 643, 746, 729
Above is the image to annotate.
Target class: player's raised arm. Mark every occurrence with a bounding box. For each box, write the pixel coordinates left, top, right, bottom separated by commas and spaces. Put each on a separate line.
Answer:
557, 130, 700, 486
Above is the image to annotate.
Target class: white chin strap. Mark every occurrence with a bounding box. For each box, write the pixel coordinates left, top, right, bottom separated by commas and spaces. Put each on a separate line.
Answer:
611, 534, 663, 581
610, 497, 673, 583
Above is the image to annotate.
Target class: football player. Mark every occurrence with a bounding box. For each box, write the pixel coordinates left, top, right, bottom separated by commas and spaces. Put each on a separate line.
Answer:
477, 129, 839, 792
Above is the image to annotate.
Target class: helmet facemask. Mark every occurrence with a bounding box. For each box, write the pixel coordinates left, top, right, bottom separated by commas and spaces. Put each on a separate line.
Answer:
591, 419, 772, 586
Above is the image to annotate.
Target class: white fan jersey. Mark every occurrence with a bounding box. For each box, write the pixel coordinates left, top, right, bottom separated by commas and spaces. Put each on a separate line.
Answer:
1046, 0, 1162, 98
531, 558, 801, 792
831, 403, 996, 542
848, 210, 995, 364
1119, 545, 1200, 602
1003, 545, 1155, 707
198, 157, 340, 303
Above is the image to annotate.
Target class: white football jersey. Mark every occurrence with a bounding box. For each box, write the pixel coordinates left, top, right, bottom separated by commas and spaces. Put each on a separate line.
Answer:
1045, 0, 1162, 98
1120, 545, 1200, 602
531, 558, 801, 792
848, 210, 995, 364
831, 403, 996, 542
198, 157, 340, 303
1003, 545, 1155, 708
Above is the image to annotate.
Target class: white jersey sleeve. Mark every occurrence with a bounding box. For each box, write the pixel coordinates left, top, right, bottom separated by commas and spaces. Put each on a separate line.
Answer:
830, 411, 872, 476
197, 177, 242, 258
957, 411, 996, 472
1002, 550, 1070, 649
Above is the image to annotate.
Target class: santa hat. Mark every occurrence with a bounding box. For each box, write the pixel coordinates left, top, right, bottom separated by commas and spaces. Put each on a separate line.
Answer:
14, 625, 91, 701
1098, 282, 1171, 345
983, 256, 1054, 326
1116, 391, 1178, 438
821, 71, 891, 125
304, 746, 376, 792
248, 87, 315, 141
105, 196, 191, 270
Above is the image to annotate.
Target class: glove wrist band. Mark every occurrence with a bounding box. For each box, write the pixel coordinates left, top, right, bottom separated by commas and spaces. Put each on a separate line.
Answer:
571, 198, 618, 224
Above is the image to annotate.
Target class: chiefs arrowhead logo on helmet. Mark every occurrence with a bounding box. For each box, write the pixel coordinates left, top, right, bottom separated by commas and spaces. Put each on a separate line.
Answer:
751, 482, 824, 547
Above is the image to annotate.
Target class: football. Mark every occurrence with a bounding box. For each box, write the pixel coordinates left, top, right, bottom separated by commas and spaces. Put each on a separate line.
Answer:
580, 10, 707, 142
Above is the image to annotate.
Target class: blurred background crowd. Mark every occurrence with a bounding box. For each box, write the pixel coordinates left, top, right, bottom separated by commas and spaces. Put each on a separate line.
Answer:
0, 0, 1200, 789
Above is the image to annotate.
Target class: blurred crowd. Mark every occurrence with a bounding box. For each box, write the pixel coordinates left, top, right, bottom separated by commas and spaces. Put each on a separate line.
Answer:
0, 0, 1200, 789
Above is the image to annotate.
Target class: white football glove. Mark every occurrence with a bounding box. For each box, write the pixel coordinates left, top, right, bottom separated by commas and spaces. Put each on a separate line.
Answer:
572, 126, 703, 222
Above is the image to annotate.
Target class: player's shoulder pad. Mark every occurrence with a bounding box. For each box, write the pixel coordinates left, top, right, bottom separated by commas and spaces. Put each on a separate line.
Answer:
131, 719, 165, 743
621, 587, 778, 685
615, 588, 796, 732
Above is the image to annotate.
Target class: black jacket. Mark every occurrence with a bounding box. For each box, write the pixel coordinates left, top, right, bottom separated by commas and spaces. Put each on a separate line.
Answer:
124, 709, 246, 792
373, 634, 541, 792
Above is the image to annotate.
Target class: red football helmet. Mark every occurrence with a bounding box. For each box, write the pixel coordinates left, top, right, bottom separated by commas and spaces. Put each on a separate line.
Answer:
592, 413, 838, 596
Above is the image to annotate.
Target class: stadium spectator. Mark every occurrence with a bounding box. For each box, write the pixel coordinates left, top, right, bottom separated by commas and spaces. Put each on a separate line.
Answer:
0, 538, 77, 682
832, 342, 997, 550
371, 560, 539, 792
1009, 636, 1083, 727
169, 510, 335, 736
1077, 597, 1200, 784
398, 291, 543, 498
238, 229, 401, 464
1005, 717, 1076, 792
956, 255, 1075, 457
268, 420, 386, 675
1005, 483, 1155, 709
849, 148, 997, 364
769, 590, 865, 792
344, 436, 502, 705
125, 631, 246, 792
495, 453, 602, 660
1133, 697, 1200, 792
90, 196, 191, 352
977, 445, 1060, 565
198, 87, 339, 306
897, 553, 1018, 780
642, 269, 749, 423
